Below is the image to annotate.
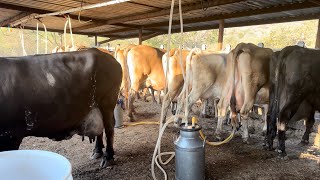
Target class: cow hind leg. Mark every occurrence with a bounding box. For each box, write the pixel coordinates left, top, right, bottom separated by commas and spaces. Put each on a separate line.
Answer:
277, 101, 302, 158
100, 112, 115, 168
128, 89, 137, 122
300, 110, 315, 145
90, 134, 104, 159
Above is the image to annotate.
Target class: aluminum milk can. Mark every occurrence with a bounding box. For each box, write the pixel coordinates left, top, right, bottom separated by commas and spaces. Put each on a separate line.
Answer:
114, 98, 125, 128
175, 123, 205, 180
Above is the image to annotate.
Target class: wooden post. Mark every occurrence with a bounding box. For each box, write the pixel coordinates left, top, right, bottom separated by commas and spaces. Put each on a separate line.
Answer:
94, 35, 98, 47
315, 19, 320, 49
138, 28, 142, 45
217, 19, 225, 51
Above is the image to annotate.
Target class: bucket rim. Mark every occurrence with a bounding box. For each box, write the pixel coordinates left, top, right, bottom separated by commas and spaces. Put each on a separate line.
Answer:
0, 149, 72, 180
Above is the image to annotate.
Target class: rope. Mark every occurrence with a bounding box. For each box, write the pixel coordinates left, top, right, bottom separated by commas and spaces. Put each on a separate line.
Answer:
42, 22, 48, 54
36, 22, 39, 54
63, 15, 75, 50
64, 17, 68, 49
68, 15, 75, 48
19, 26, 27, 56
78, 0, 92, 24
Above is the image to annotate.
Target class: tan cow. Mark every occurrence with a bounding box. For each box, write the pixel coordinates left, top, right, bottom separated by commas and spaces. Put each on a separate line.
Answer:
114, 47, 130, 101
126, 45, 166, 121
161, 49, 190, 121
174, 49, 233, 135
52, 45, 89, 53
217, 43, 273, 143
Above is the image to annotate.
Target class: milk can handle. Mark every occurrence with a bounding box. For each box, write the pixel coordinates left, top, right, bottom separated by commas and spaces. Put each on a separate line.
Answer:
202, 136, 206, 148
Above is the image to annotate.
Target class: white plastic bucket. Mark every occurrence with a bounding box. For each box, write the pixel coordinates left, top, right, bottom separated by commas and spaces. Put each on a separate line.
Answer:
0, 150, 72, 180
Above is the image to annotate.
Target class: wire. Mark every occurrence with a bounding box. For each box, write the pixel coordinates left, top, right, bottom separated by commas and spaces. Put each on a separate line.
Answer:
78, 0, 92, 24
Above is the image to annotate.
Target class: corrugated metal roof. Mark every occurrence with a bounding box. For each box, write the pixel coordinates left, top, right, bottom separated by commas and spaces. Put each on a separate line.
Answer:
0, 0, 319, 42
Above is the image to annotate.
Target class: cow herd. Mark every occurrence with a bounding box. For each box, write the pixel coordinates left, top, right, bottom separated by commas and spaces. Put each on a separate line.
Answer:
0, 42, 319, 170
114, 43, 319, 159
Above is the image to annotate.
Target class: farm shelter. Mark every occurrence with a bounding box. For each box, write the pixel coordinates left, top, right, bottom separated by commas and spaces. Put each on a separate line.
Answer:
1, 0, 320, 180
1, 0, 320, 49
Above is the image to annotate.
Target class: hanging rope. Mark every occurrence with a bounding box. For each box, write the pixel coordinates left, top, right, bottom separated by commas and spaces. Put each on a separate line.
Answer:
19, 26, 27, 56
68, 15, 75, 48
36, 19, 48, 54
36, 22, 39, 54
63, 15, 75, 50
78, 0, 92, 24
42, 22, 48, 54
64, 17, 69, 49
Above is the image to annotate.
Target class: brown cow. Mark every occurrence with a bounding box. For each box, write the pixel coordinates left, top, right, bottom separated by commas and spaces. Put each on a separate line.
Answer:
114, 47, 130, 102
127, 45, 166, 121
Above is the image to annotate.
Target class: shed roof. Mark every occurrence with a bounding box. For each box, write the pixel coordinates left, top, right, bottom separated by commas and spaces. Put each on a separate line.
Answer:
1, 0, 320, 43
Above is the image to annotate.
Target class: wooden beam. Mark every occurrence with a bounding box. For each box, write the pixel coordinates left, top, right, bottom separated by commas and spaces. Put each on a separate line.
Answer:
102, 0, 319, 37
217, 19, 224, 51
316, 19, 320, 49
138, 28, 143, 45
142, 32, 161, 41
94, 35, 98, 46
144, 1, 318, 28
0, 12, 31, 27
14, 25, 95, 36
99, 38, 116, 45
71, 0, 244, 31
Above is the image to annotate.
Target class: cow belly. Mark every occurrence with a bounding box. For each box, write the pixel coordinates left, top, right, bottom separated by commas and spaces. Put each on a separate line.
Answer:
80, 108, 104, 138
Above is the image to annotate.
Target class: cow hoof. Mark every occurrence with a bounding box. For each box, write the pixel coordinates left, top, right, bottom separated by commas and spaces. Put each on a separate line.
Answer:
100, 158, 115, 169
276, 150, 288, 160
277, 155, 289, 160
91, 152, 103, 159
298, 140, 309, 146
242, 138, 251, 145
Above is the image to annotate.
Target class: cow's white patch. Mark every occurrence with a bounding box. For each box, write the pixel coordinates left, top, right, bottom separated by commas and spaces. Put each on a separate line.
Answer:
46, 73, 55, 87
278, 122, 286, 131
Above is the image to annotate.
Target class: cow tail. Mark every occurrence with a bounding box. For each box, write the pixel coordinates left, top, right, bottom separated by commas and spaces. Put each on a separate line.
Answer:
123, 49, 132, 102
269, 53, 281, 137
230, 49, 244, 113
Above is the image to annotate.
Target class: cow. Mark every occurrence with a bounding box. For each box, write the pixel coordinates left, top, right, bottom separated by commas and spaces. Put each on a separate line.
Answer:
266, 46, 319, 157
161, 48, 189, 121
217, 43, 273, 143
126, 45, 166, 121
52, 45, 86, 53
0, 48, 122, 168
114, 47, 130, 104
174, 49, 237, 135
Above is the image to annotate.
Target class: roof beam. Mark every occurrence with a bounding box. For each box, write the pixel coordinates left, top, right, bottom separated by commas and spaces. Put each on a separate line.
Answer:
0, 2, 103, 26
142, 32, 162, 41
71, 0, 245, 31
0, 12, 31, 27
143, 0, 319, 28
99, 38, 117, 45
96, 0, 319, 37
166, 12, 320, 34
15, 25, 95, 36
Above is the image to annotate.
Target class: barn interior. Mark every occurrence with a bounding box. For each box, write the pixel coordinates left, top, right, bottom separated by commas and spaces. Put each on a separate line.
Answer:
1, 0, 320, 48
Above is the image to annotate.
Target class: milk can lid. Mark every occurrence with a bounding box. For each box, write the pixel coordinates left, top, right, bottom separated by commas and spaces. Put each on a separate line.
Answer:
179, 123, 202, 132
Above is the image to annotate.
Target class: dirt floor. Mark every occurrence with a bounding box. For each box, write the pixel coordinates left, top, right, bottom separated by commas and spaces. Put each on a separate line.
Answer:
20, 98, 320, 180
